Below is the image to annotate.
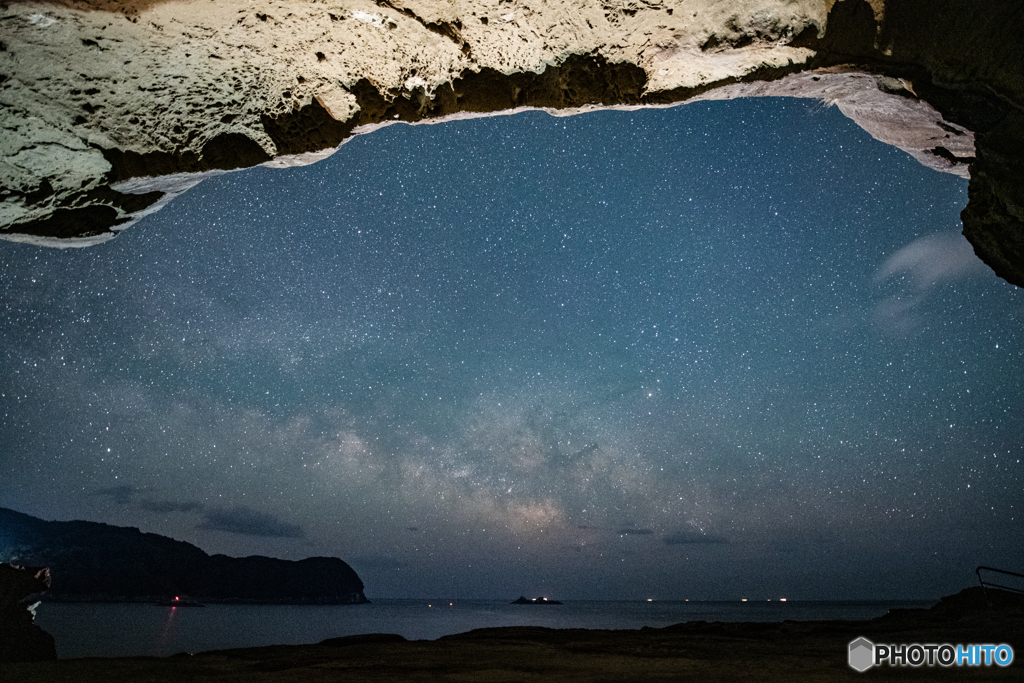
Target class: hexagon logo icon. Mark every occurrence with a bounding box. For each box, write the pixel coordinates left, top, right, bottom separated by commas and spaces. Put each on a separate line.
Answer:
849, 637, 874, 672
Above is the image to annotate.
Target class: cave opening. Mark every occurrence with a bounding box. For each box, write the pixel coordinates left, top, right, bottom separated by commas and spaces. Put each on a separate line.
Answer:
2, 97, 1020, 602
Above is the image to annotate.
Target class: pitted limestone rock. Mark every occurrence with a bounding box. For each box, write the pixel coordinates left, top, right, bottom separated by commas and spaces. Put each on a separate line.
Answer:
1, 1, 1022, 284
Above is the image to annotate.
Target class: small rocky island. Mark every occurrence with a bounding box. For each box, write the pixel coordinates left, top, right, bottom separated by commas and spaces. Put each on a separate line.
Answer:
0, 507, 368, 605
511, 596, 563, 605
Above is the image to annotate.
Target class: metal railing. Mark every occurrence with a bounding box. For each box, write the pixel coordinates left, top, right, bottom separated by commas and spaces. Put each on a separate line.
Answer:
976, 566, 1024, 600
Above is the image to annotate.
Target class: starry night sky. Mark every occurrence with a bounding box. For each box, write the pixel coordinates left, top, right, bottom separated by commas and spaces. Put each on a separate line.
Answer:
2, 98, 1021, 600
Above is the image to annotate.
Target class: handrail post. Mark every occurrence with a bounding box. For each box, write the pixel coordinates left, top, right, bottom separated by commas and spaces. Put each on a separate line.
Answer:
975, 565, 1024, 605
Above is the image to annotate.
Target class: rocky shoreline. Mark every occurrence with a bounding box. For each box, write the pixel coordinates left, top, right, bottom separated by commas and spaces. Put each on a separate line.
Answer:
2, 587, 1021, 681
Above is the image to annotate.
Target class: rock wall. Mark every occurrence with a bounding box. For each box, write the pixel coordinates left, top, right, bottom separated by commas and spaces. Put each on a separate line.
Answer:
1, 0, 1022, 284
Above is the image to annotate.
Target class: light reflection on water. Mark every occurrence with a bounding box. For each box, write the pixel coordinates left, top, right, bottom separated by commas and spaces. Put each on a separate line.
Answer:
156, 604, 180, 654
35, 598, 933, 659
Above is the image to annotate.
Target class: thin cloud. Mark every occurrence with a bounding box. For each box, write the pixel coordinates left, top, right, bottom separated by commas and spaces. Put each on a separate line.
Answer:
663, 530, 727, 545
138, 499, 204, 513
94, 486, 201, 513
873, 232, 990, 333
616, 528, 654, 536
873, 295, 926, 335
93, 485, 152, 505
875, 233, 989, 291
197, 506, 304, 538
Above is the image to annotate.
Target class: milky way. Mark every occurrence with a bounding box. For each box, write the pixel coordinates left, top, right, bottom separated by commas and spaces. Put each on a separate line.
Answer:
2, 98, 1021, 600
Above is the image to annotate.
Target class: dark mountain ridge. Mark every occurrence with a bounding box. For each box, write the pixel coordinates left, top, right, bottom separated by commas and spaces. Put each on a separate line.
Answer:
0, 507, 368, 604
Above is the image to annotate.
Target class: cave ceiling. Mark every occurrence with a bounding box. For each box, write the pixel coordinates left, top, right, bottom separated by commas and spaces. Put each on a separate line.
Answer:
1, 0, 1022, 285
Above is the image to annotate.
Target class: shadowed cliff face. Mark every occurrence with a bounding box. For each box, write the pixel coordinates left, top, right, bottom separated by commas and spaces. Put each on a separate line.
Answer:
1, 0, 1022, 285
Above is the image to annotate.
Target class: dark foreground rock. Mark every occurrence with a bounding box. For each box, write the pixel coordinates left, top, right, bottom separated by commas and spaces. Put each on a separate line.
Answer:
0, 564, 56, 662
2, 587, 1021, 681
0, 507, 367, 605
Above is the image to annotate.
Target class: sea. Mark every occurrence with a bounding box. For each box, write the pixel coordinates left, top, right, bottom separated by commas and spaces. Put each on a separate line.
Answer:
35, 598, 934, 659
